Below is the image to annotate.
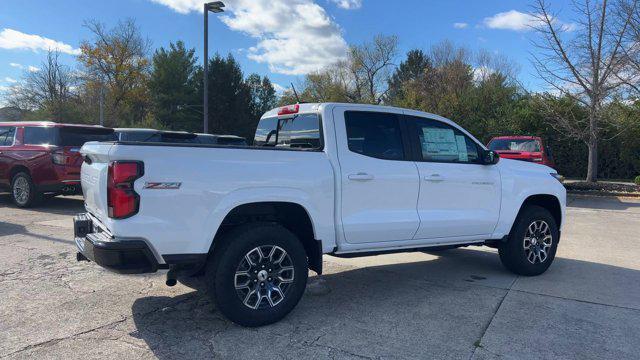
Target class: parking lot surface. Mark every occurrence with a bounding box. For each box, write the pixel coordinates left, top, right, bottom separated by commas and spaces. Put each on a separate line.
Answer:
1, 193, 639, 359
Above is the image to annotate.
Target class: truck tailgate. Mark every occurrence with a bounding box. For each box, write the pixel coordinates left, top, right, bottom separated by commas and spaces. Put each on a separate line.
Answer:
80, 142, 113, 225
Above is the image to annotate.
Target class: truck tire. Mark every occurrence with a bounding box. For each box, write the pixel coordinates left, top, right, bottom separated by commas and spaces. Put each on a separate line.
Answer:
11, 172, 40, 208
205, 222, 308, 327
498, 205, 559, 276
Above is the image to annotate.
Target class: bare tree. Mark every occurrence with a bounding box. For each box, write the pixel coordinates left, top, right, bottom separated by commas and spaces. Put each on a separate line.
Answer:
8, 50, 78, 121
78, 19, 150, 124
620, 1, 640, 94
349, 35, 399, 104
531, 0, 638, 182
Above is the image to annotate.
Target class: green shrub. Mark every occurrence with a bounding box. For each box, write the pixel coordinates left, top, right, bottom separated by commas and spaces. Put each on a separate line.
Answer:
635, 175, 640, 186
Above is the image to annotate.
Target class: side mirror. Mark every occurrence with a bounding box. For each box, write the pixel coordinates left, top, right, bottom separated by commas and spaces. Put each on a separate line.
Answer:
482, 150, 500, 165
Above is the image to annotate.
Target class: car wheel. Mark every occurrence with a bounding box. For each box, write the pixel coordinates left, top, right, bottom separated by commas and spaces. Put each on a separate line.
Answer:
498, 205, 559, 276
205, 222, 308, 327
11, 172, 40, 208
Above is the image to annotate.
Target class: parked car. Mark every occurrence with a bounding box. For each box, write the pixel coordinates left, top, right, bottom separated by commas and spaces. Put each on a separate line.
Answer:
0, 122, 116, 207
487, 136, 555, 168
74, 103, 565, 327
195, 133, 248, 146
114, 128, 200, 144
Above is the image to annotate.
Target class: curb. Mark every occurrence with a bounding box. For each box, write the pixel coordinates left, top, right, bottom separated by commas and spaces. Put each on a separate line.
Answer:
567, 190, 640, 198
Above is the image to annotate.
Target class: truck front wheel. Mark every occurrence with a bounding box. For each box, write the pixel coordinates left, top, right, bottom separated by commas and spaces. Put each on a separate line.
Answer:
205, 222, 309, 327
498, 205, 559, 276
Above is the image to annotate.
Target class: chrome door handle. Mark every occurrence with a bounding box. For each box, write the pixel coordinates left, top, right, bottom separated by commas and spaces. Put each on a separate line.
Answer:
348, 172, 374, 181
424, 174, 445, 182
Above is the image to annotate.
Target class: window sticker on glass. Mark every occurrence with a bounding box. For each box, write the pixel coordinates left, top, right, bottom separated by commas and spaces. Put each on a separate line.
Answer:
455, 135, 468, 162
422, 127, 458, 157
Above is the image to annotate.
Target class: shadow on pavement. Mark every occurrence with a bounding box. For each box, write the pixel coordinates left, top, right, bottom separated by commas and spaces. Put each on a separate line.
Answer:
0, 193, 84, 216
0, 221, 75, 244
568, 195, 640, 211
129, 248, 640, 359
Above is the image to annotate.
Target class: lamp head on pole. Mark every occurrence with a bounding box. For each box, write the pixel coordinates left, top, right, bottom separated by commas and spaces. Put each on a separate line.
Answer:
205, 1, 225, 13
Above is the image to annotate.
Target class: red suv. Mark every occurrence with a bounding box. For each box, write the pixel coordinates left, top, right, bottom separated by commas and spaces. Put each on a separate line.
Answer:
0, 122, 116, 207
487, 136, 555, 168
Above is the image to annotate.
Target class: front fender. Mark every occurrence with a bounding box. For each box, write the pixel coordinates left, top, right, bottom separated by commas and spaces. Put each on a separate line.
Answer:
491, 165, 566, 239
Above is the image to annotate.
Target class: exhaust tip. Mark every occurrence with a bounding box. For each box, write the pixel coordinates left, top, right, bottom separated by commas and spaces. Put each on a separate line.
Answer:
166, 278, 177, 287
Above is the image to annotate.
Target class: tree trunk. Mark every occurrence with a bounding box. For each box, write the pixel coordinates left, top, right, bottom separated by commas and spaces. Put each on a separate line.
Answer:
586, 137, 598, 182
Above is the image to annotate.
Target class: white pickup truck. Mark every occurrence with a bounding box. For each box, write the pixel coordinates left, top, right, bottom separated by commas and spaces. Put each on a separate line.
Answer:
74, 103, 565, 327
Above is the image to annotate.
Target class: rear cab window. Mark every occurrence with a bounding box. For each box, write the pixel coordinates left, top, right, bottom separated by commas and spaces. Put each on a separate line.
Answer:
254, 113, 322, 149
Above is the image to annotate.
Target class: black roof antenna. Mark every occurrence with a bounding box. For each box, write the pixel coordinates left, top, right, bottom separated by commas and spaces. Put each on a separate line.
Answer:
290, 82, 301, 104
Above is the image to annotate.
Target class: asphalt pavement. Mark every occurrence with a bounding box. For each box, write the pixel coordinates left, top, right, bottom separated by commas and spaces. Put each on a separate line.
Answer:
1, 193, 639, 359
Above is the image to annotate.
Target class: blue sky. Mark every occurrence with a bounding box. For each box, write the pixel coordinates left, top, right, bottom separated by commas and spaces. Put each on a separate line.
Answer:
0, 0, 579, 103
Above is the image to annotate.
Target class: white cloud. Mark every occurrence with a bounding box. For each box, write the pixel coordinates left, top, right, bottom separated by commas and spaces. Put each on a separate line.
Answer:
483, 10, 538, 31
3, 77, 17, 83
483, 10, 577, 32
0, 28, 80, 55
453, 22, 468, 29
8, 63, 39, 72
148, 0, 349, 75
330, 0, 362, 10
272, 82, 287, 93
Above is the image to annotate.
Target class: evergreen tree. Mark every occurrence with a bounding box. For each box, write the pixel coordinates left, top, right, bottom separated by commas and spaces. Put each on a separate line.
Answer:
149, 41, 200, 131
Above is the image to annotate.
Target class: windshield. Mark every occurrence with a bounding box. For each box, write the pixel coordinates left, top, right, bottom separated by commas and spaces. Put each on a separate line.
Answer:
254, 113, 321, 149
489, 139, 541, 152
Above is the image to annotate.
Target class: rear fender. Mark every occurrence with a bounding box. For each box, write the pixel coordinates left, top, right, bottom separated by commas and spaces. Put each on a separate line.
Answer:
199, 187, 335, 254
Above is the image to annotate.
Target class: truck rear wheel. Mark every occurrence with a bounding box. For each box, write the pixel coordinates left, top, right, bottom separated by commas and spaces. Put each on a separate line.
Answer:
205, 222, 308, 327
498, 205, 559, 276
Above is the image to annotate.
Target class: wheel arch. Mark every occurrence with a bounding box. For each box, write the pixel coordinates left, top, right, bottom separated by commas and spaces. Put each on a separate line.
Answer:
515, 194, 562, 229
209, 201, 323, 275
9, 165, 30, 180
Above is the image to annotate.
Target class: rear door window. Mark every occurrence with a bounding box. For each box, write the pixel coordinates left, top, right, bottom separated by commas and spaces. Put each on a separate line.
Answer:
0, 127, 16, 146
344, 111, 405, 160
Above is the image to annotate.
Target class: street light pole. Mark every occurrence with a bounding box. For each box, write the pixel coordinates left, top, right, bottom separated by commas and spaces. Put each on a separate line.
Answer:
203, 1, 225, 134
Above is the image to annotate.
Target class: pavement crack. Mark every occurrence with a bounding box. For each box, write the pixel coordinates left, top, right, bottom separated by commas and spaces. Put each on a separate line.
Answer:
1, 293, 200, 358
468, 275, 517, 360
509, 288, 640, 313
0, 317, 129, 359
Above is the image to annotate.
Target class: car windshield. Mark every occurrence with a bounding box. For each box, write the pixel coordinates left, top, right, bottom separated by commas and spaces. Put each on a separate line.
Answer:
489, 139, 541, 152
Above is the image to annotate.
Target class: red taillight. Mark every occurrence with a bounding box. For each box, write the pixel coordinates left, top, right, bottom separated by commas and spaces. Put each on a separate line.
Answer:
107, 161, 144, 219
278, 104, 299, 116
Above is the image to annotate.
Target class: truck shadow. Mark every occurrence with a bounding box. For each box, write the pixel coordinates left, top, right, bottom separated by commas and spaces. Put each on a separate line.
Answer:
129, 248, 640, 359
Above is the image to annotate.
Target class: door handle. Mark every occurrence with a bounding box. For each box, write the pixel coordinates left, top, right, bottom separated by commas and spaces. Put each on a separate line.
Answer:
348, 172, 374, 181
424, 174, 445, 182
